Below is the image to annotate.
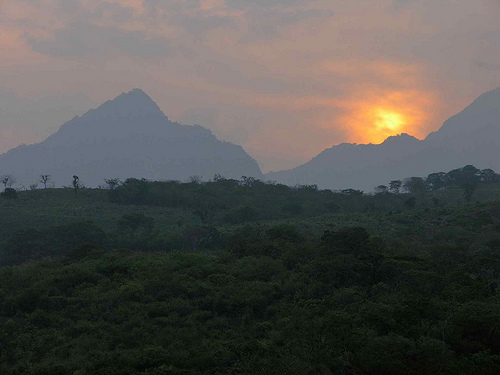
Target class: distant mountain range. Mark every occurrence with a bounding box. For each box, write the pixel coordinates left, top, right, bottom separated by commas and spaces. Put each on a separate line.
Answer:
266, 87, 500, 191
0, 89, 262, 187
1, 87, 499, 190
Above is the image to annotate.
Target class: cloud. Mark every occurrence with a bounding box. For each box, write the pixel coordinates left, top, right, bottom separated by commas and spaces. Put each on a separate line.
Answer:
1, 0, 499, 172
28, 20, 173, 59
58, 0, 81, 13
169, 12, 235, 35
239, 7, 334, 42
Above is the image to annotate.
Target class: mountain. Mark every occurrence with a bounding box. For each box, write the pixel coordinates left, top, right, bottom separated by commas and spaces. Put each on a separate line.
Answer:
266, 87, 500, 191
0, 89, 262, 187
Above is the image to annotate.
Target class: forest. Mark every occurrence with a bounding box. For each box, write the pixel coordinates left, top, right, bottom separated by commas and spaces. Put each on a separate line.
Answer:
0, 164, 499, 374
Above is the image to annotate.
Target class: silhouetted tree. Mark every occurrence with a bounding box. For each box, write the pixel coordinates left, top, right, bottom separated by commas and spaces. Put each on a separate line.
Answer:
240, 176, 258, 187
40, 174, 51, 189
389, 180, 402, 194
375, 185, 388, 194
1, 174, 15, 190
104, 178, 122, 190
188, 175, 203, 184
341, 189, 363, 196
212, 173, 225, 182
480, 168, 498, 183
426, 172, 449, 191
403, 177, 426, 194
72, 175, 82, 195
448, 166, 481, 203
447, 165, 480, 185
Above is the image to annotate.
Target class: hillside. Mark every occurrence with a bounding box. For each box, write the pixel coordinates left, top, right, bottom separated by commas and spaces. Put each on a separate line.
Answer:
267, 88, 500, 191
0, 169, 499, 374
0, 89, 262, 187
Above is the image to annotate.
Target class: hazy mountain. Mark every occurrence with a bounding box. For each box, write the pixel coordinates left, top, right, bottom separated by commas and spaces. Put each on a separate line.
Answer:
266, 87, 500, 191
0, 89, 262, 187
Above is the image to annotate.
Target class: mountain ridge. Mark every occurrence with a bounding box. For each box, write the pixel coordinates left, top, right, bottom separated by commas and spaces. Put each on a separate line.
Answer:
0, 89, 262, 186
266, 87, 500, 191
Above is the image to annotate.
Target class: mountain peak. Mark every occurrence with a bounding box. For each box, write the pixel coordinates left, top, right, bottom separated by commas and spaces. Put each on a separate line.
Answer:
82, 88, 166, 121
425, 86, 500, 142
471, 87, 500, 105
382, 133, 420, 145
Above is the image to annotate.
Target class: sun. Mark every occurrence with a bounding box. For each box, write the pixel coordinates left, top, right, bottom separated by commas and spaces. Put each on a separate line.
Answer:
332, 89, 435, 145
373, 108, 405, 133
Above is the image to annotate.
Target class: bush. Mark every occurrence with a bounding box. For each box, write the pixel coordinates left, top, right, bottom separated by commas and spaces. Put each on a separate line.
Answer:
1, 188, 17, 199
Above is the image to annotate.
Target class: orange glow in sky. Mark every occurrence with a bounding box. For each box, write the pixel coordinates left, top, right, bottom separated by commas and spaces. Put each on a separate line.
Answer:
1, 1, 496, 172
332, 90, 436, 145
374, 108, 405, 133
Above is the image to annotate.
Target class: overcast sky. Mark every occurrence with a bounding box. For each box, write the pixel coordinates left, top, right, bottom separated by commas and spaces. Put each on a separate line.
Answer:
1, 0, 499, 172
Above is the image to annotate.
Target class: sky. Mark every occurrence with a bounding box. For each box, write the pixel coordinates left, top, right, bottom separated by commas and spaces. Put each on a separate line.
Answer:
1, 0, 499, 172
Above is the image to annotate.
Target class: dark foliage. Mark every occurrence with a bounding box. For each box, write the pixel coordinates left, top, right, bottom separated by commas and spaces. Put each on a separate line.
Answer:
0, 222, 107, 265
1, 188, 17, 199
0, 165, 500, 374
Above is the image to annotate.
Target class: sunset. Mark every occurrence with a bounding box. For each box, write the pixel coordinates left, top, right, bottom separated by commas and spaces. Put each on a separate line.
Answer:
1, 1, 499, 171
375, 109, 405, 131
1, 1, 500, 374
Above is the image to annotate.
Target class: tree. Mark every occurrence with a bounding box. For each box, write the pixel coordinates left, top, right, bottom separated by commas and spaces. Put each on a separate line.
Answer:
447, 165, 480, 186
188, 175, 203, 184
374, 185, 388, 194
109, 178, 150, 204
1, 174, 15, 190
426, 172, 449, 191
448, 166, 480, 203
403, 177, 426, 194
480, 168, 498, 183
240, 176, 258, 187
104, 178, 121, 190
40, 174, 51, 189
389, 180, 402, 194
341, 189, 363, 196
212, 173, 225, 182
72, 175, 82, 195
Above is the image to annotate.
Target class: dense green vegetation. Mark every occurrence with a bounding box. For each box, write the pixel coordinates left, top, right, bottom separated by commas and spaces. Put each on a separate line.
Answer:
0, 165, 499, 374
